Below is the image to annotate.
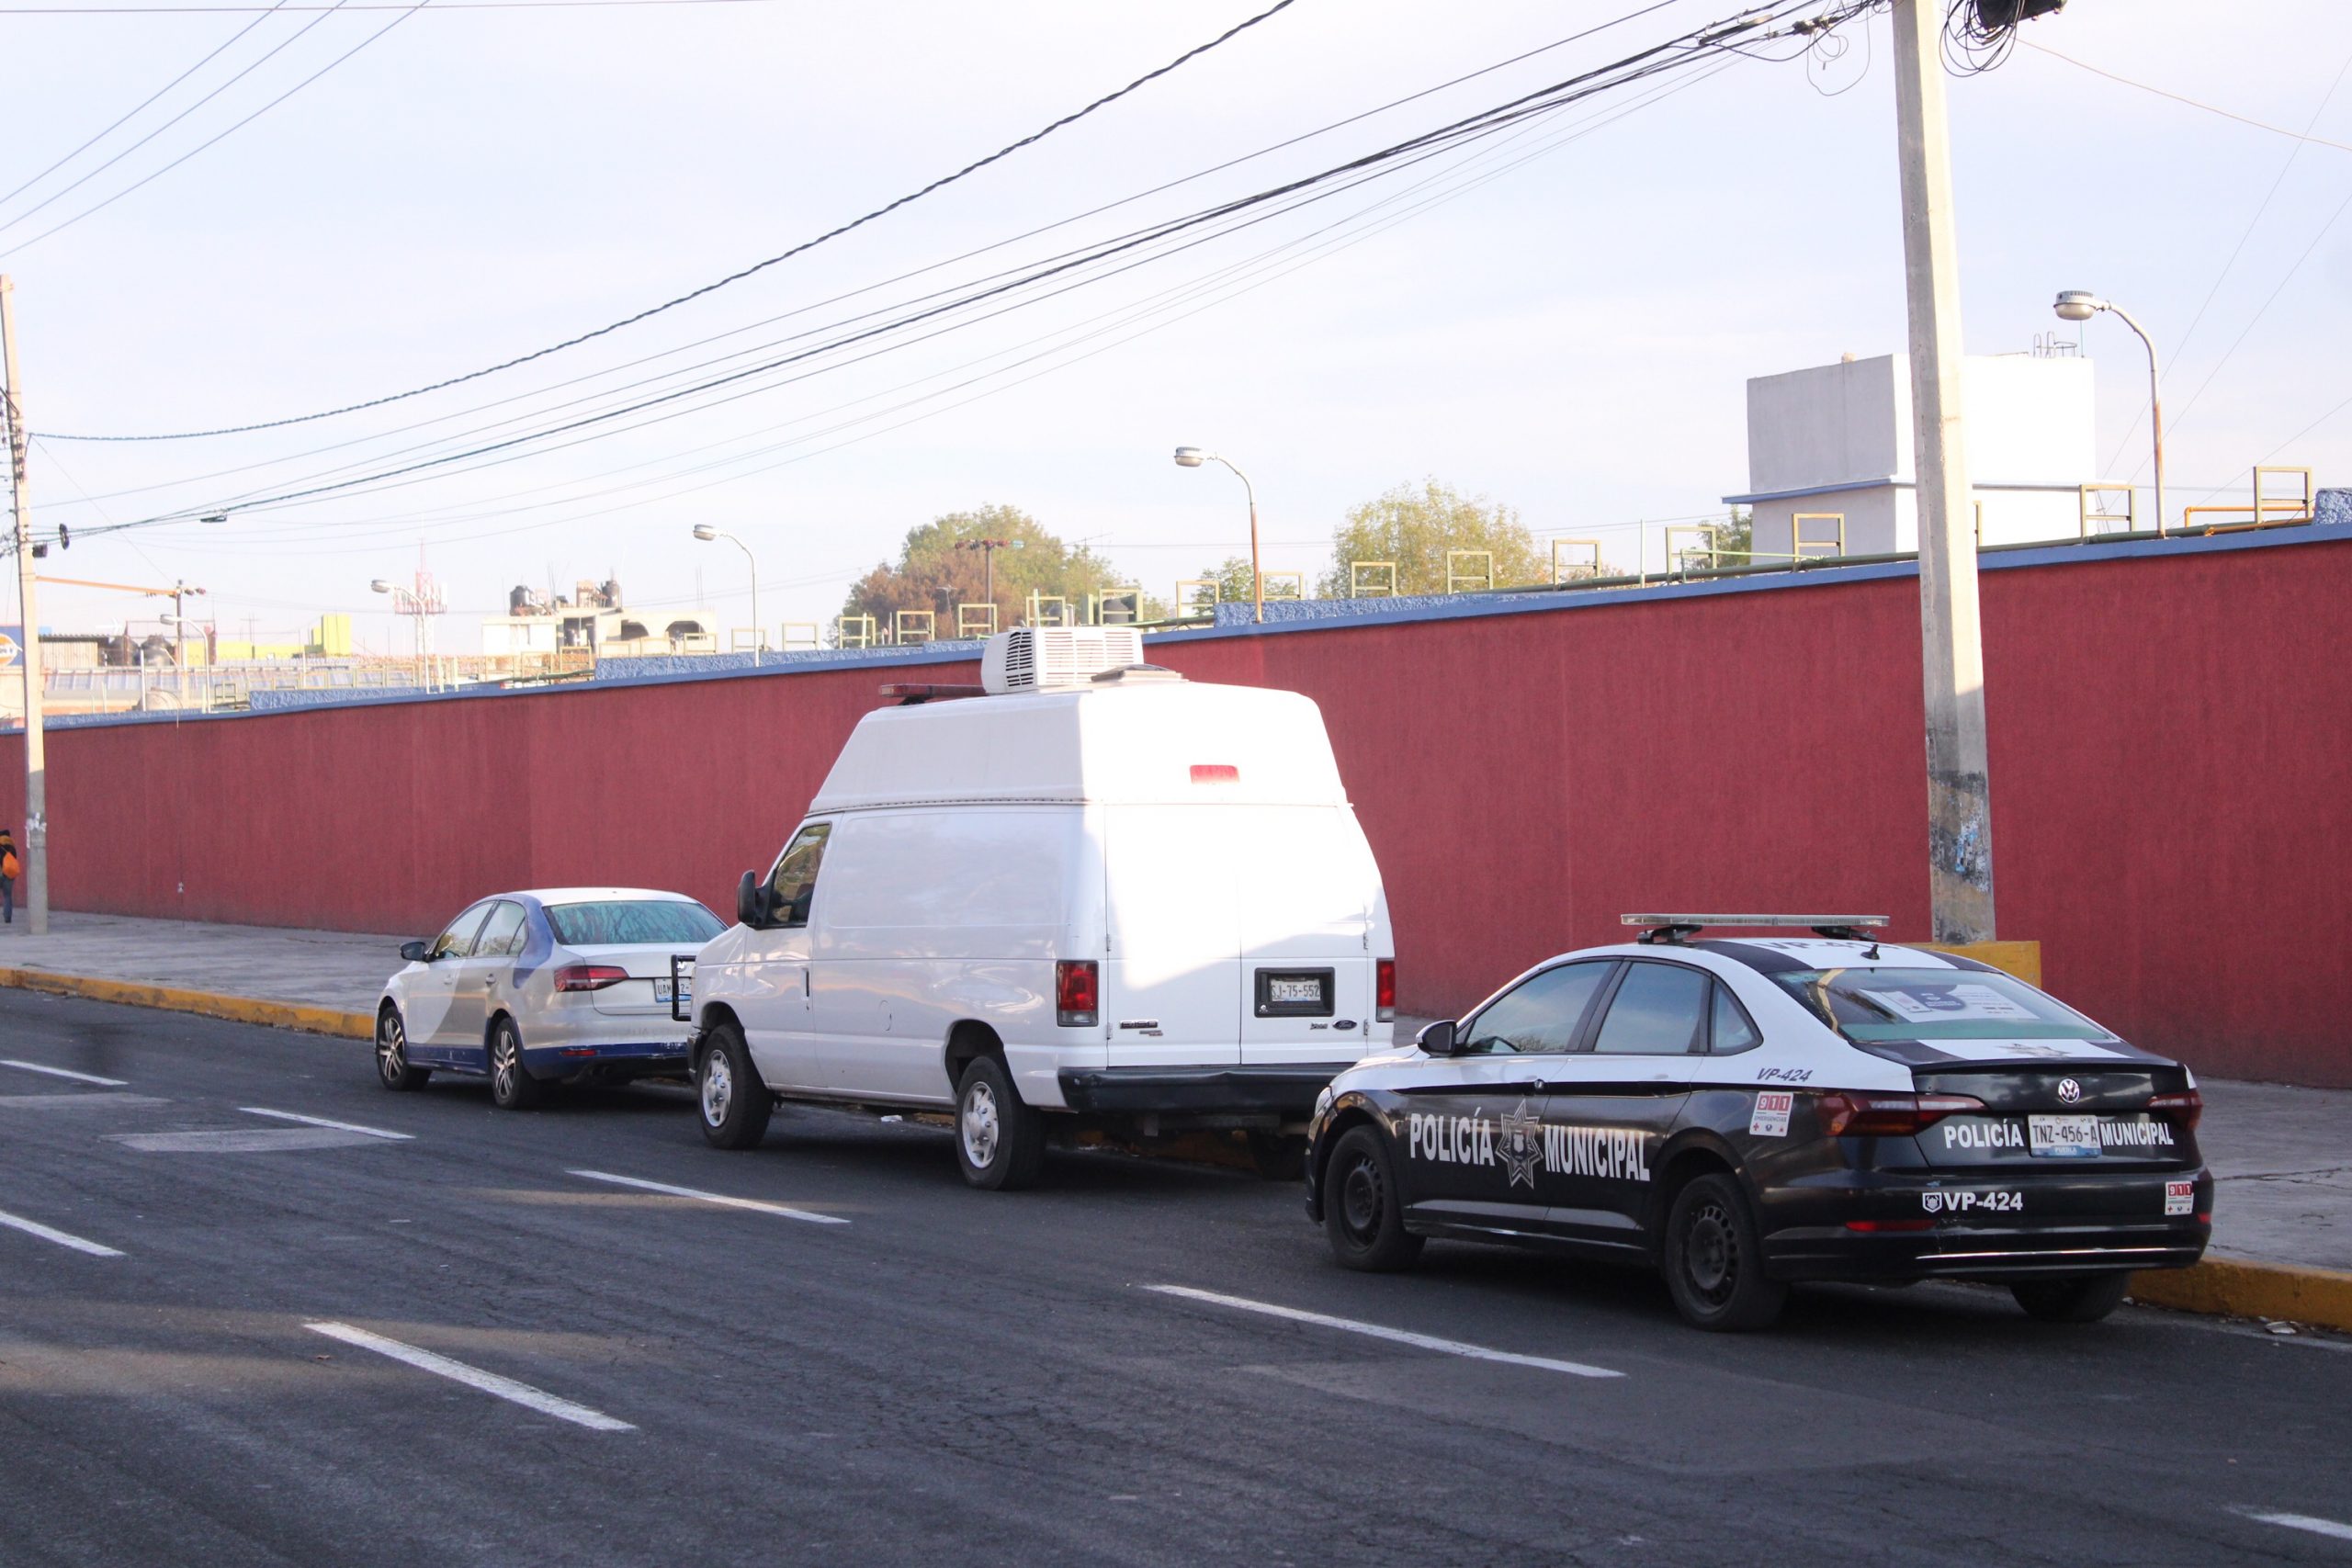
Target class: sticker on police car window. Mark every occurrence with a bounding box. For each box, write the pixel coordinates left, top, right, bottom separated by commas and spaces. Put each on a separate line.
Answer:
1862, 982, 2038, 1023
1748, 1091, 1793, 1137
2165, 1179, 2195, 1216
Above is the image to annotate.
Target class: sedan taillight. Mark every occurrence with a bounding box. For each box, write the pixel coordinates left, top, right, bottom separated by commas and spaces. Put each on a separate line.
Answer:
1815, 1090, 1985, 1137
554, 964, 628, 993
1056, 960, 1099, 1027
2148, 1088, 2202, 1131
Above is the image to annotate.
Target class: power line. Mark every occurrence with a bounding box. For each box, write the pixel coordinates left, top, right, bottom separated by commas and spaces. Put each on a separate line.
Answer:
0, 0, 433, 259
2021, 39, 2352, 160
38, 0, 1308, 439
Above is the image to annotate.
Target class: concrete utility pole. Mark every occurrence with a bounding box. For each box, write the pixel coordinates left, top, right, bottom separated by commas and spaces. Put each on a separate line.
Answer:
0, 276, 48, 935
1891, 0, 1995, 943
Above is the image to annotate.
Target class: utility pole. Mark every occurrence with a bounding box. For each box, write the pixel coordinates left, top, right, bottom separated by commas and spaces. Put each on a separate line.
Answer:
0, 276, 48, 936
1892, 0, 1995, 943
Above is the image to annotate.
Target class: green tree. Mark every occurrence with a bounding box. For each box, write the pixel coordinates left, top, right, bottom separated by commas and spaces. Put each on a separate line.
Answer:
1187, 555, 1304, 615
1678, 507, 1752, 572
837, 505, 1158, 643
1316, 479, 1547, 597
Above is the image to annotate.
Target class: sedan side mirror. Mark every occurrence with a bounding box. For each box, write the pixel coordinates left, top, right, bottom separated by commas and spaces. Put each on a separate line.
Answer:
1417, 1019, 1460, 1056
735, 870, 768, 929
400, 940, 432, 964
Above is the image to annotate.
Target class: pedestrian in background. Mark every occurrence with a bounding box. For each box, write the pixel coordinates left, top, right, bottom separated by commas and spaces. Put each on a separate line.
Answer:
0, 828, 17, 925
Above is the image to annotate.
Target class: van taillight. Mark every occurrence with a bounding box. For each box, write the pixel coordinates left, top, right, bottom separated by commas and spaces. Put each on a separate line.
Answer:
1815, 1090, 1984, 1137
2148, 1089, 2202, 1131
555, 964, 628, 993
1190, 764, 1238, 784
1056, 960, 1099, 1027
1375, 959, 1396, 1021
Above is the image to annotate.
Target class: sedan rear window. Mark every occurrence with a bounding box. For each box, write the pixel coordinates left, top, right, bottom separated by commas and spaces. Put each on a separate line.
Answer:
1773, 967, 2115, 1042
544, 900, 722, 947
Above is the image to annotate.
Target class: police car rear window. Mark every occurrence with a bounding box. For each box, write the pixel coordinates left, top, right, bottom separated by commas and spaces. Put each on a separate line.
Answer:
1772, 968, 2115, 1043
545, 900, 723, 946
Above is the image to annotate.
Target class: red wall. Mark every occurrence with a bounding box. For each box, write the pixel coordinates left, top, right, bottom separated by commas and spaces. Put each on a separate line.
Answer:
4, 533, 2345, 1085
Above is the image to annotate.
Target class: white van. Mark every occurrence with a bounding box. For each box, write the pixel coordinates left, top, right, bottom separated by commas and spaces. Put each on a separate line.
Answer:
686, 628, 1396, 1189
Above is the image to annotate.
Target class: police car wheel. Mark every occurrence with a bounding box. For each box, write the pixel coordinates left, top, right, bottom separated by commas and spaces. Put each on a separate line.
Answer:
488, 1019, 544, 1111
1323, 1125, 1423, 1271
375, 1009, 429, 1091
1663, 1173, 1787, 1332
2010, 1272, 2132, 1324
697, 1021, 772, 1150
956, 1056, 1046, 1191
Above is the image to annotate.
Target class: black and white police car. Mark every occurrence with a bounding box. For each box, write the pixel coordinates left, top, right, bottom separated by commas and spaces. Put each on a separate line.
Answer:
1303, 916, 2211, 1331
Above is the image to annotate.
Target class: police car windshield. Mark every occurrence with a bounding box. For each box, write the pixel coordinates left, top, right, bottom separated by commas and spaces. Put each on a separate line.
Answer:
1773, 967, 2115, 1043
545, 900, 722, 946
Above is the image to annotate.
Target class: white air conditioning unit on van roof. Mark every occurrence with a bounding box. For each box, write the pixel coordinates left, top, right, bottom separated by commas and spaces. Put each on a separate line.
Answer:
982, 626, 1148, 694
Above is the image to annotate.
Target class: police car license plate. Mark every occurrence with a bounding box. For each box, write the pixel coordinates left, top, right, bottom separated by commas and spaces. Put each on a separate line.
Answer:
2028, 1113, 2100, 1158
1269, 977, 1322, 1004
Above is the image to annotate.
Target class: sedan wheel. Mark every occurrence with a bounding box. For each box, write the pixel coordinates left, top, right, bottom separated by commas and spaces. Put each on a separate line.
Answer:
488, 1020, 543, 1110
1663, 1172, 1788, 1331
1322, 1124, 1422, 1271
376, 1010, 429, 1091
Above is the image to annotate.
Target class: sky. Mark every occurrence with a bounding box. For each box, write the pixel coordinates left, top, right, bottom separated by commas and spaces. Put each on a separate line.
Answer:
3, 0, 2348, 654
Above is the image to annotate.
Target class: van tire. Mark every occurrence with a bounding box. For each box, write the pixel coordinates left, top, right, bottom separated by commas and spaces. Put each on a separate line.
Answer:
697, 1021, 772, 1150
1663, 1173, 1787, 1332
1323, 1125, 1422, 1271
955, 1056, 1046, 1190
2011, 1273, 2132, 1324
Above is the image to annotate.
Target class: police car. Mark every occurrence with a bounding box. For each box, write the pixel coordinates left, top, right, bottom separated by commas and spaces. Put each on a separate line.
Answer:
1302, 916, 2211, 1331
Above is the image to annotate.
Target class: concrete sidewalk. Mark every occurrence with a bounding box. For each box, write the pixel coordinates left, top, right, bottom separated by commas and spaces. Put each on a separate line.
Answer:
4, 912, 2348, 1327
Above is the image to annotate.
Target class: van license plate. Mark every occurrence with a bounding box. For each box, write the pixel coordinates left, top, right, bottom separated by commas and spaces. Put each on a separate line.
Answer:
1269, 977, 1323, 1005
2028, 1114, 2099, 1158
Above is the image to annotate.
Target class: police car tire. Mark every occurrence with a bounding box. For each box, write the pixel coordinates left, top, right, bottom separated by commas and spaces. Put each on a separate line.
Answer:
2009, 1272, 2132, 1324
1663, 1173, 1787, 1332
489, 1018, 544, 1111
955, 1056, 1046, 1190
1323, 1125, 1423, 1272
697, 1021, 772, 1150
376, 1008, 430, 1091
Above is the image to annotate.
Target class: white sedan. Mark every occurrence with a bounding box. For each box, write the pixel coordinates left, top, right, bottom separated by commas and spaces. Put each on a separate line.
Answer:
375, 887, 721, 1109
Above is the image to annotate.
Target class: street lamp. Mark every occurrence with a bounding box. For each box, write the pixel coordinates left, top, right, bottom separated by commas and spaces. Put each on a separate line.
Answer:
1174, 446, 1262, 623
693, 525, 762, 663
2054, 290, 2165, 536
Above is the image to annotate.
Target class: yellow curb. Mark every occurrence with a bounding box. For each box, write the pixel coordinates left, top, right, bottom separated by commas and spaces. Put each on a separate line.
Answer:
0, 966, 372, 1040
2130, 1256, 2352, 1334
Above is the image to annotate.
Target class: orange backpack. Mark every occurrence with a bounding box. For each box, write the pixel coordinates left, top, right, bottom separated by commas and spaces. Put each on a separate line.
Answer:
1, 849, 17, 880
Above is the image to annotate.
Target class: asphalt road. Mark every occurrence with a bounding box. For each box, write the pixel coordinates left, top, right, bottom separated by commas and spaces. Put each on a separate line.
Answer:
2, 989, 2347, 1567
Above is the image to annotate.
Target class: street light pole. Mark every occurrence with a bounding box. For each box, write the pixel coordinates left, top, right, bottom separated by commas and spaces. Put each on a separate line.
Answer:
2054, 291, 2165, 536
1892, 0, 1996, 944
1, 275, 47, 935
693, 525, 760, 663
1174, 446, 1262, 624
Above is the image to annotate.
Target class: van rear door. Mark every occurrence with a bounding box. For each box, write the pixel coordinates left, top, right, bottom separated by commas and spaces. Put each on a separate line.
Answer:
1234, 806, 1382, 1067
1103, 806, 1241, 1067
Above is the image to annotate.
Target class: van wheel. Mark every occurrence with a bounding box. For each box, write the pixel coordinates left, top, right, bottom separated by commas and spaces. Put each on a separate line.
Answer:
697, 1021, 772, 1150
488, 1019, 544, 1111
1664, 1173, 1787, 1332
1247, 1131, 1306, 1181
1323, 1125, 1422, 1271
956, 1056, 1045, 1190
2011, 1273, 2132, 1324
376, 1009, 429, 1091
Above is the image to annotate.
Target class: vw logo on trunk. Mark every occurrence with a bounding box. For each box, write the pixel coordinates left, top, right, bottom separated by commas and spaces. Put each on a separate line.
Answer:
2057, 1077, 2083, 1103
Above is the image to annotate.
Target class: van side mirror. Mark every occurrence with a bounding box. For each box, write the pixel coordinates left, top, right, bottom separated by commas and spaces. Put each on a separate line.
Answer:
735, 871, 768, 929
1417, 1019, 1459, 1056
400, 940, 431, 964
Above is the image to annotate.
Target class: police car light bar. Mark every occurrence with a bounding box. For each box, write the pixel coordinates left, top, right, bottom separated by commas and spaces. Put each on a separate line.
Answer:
1623, 914, 1891, 945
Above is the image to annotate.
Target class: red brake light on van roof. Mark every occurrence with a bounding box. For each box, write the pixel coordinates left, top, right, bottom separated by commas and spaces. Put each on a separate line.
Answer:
1375, 959, 1396, 1021
1190, 764, 1239, 784
1815, 1090, 1984, 1137
1056, 960, 1099, 1027
554, 964, 628, 993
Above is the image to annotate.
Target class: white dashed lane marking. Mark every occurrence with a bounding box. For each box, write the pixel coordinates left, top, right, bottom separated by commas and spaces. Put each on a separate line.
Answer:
305, 1323, 634, 1432
239, 1108, 413, 1140
0, 1059, 128, 1087
1146, 1285, 1624, 1380
567, 1169, 848, 1225
0, 1206, 125, 1258
2242, 1510, 2352, 1543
